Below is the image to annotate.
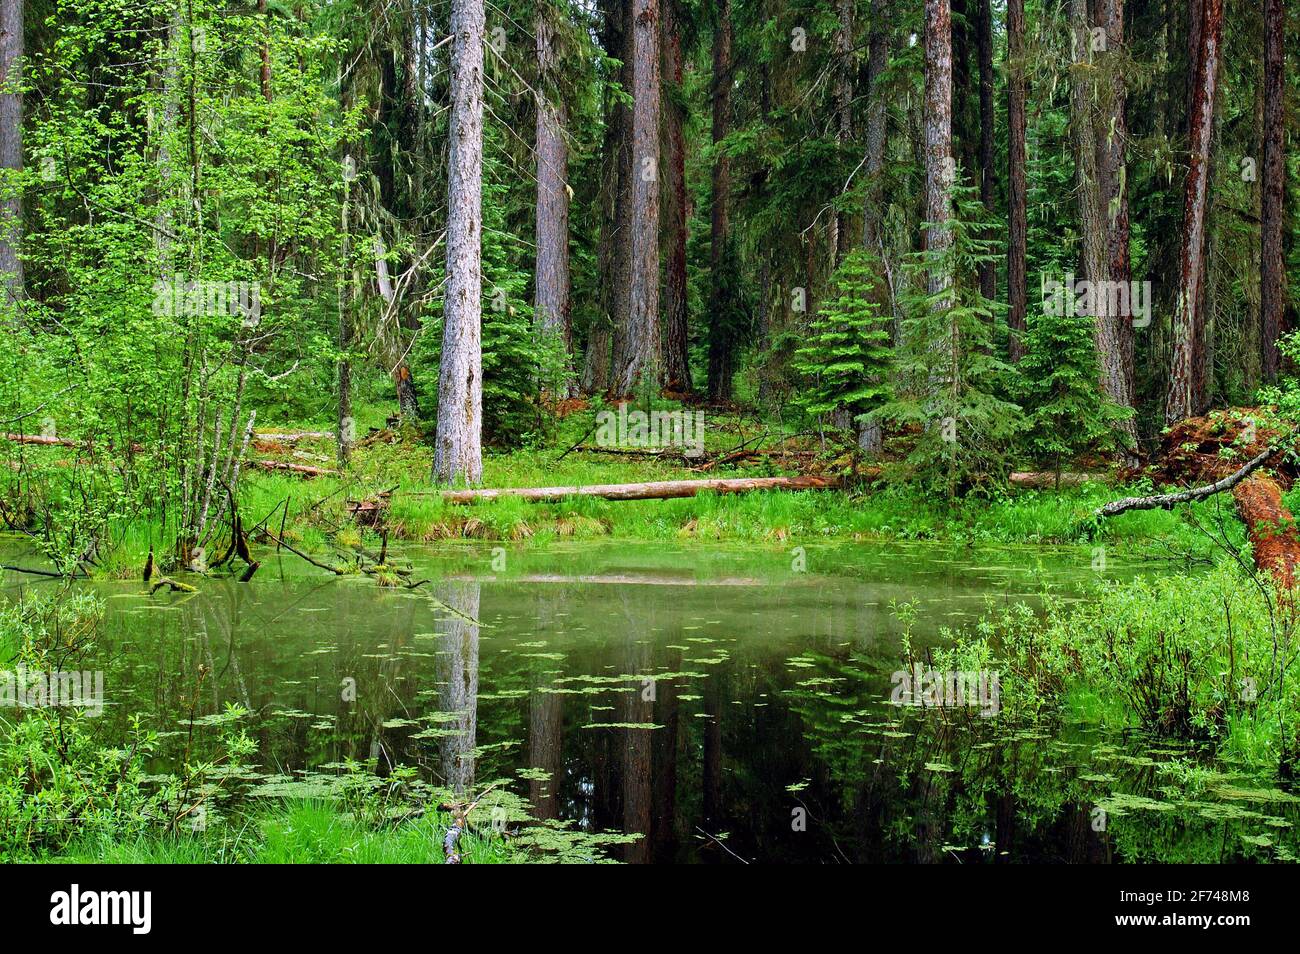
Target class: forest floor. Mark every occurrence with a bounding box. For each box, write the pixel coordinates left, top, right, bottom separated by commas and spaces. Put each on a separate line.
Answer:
57, 399, 1282, 578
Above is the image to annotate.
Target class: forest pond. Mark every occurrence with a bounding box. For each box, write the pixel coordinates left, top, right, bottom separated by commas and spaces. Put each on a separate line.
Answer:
7, 541, 1299, 863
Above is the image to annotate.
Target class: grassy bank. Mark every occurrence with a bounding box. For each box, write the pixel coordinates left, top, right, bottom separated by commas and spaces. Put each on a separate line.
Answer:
4, 399, 1279, 579
42, 802, 524, 864
73, 437, 1260, 579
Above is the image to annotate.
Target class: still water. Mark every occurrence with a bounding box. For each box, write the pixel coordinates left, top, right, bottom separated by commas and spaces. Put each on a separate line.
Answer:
8, 541, 1300, 862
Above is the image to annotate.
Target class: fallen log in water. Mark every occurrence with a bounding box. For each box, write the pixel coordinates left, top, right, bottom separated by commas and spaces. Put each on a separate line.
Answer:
439, 475, 841, 504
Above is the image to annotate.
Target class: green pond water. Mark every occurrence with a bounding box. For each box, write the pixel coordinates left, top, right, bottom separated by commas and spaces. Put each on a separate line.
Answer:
5, 540, 1300, 863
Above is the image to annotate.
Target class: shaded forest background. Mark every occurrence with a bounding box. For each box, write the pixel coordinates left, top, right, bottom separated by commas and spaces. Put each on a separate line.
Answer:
0, 0, 1295, 556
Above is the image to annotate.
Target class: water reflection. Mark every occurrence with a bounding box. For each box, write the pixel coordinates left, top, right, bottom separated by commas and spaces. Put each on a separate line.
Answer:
6, 542, 1298, 863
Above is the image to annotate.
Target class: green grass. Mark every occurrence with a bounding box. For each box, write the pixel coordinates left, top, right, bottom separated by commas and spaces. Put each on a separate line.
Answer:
42, 801, 523, 864
7, 398, 1256, 576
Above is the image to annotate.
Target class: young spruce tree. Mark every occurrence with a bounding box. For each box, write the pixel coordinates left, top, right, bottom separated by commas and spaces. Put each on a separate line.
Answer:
878, 181, 1022, 495
793, 248, 893, 449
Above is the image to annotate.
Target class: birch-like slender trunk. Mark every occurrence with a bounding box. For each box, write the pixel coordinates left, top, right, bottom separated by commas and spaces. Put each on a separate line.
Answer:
0, 0, 23, 310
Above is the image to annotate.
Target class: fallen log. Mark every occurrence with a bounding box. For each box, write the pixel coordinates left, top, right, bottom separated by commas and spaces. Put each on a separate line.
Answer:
1232, 476, 1300, 589
3, 432, 81, 448
3, 433, 145, 453
1009, 471, 1108, 489
1094, 445, 1275, 518
248, 459, 336, 478
439, 475, 841, 504
254, 431, 333, 442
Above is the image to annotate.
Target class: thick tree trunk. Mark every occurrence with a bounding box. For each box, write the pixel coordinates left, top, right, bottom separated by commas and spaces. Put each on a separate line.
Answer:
1261, 0, 1285, 383
583, 0, 630, 393
976, 0, 995, 301
1071, 0, 1137, 458
861, 0, 889, 255
1166, 0, 1222, 425
534, 2, 573, 382
0, 0, 23, 310
923, 0, 953, 294
611, 0, 661, 396
1098, 0, 1134, 412
706, 0, 734, 402
830, 0, 854, 264
661, 0, 690, 391
434, 0, 485, 484
1007, 0, 1027, 362
925, 0, 956, 327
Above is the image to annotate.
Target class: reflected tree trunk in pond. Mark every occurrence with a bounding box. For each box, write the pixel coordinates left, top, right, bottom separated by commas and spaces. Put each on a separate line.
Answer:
702, 669, 723, 827
528, 678, 563, 821
437, 581, 481, 794
621, 616, 653, 863
650, 646, 682, 861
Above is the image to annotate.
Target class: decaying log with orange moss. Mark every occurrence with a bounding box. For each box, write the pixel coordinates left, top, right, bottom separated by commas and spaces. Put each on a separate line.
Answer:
1097, 407, 1299, 588
1232, 475, 1299, 590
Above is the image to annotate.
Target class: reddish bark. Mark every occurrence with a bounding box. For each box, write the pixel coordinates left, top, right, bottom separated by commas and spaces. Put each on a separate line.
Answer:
661, 0, 690, 391
706, 0, 734, 402
1166, 0, 1222, 424
1233, 476, 1300, 590
976, 0, 995, 301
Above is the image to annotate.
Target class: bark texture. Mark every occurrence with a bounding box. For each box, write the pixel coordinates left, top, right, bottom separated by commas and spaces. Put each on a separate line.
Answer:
1166, 0, 1222, 424
706, 0, 734, 402
976, 0, 995, 301
0, 0, 23, 309
434, 0, 485, 484
611, 0, 662, 396
534, 2, 572, 361
1261, 0, 1285, 382
923, 0, 953, 293
440, 475, 840, 504
661, 0, 690, 391
1007, 0, 1027, 361
1071, 0, 1137, 456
